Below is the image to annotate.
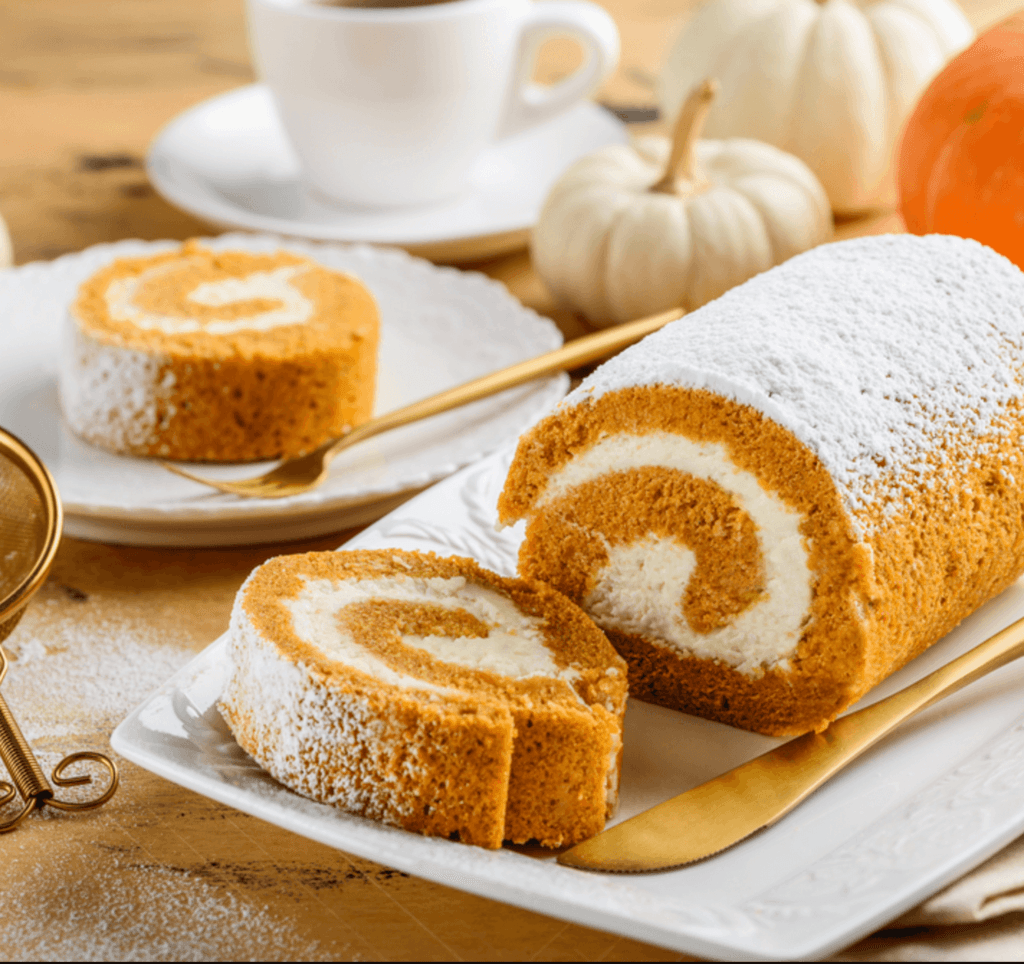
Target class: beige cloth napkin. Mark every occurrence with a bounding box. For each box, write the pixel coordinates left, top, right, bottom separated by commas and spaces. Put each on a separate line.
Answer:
832, 834, 1024, 960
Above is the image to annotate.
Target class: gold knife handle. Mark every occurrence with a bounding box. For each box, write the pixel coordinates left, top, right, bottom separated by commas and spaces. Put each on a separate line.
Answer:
559, 614, 1024, 872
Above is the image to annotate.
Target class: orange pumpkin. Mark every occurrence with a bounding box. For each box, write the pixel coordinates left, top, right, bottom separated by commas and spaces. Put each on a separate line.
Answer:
898, 13, 1024, 268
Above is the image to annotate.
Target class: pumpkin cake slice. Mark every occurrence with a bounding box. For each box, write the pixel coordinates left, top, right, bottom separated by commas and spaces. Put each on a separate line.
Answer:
219, 549, 627, 850
500, 234, 1024, 737
60, 240, 379, 462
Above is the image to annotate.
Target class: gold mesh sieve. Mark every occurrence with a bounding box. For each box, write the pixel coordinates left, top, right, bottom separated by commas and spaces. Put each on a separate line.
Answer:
0, 427, 117, 832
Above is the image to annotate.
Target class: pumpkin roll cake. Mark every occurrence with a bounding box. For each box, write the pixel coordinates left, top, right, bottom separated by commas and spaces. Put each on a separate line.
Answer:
499, 234, 1024, 737
220, 549, 627, 849
60, 241, 378, 461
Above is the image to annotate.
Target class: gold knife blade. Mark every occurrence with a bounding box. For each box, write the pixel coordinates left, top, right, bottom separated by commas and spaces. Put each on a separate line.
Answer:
558, 614, 1024, 873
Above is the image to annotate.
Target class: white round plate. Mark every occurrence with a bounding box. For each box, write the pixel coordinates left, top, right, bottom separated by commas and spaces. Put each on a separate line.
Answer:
147, 84, 628, 262
0, 234, 567, 546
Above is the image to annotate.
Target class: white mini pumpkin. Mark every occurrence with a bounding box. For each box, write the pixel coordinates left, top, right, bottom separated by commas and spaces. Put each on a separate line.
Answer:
658, 0, 973, 213
532, 81, 833, 328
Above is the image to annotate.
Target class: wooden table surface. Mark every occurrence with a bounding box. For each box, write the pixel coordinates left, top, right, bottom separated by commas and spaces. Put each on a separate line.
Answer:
1, 1, 1021, 960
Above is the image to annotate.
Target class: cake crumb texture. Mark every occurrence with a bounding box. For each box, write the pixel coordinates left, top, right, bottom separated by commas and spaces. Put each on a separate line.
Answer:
499, 235, 1024, 736
220, 549, 627, 849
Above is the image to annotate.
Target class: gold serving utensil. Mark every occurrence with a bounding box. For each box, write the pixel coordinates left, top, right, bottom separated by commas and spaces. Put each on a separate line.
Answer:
559, 615, 1024, 873
0, 428, 118, 832
163, 307, 684, 499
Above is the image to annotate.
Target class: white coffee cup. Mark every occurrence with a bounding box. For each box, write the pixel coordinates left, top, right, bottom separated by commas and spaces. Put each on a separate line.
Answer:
245, 0, 620, 208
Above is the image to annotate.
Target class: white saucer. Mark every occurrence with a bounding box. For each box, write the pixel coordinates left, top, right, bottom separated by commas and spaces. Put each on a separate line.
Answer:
147, 84, 628, 263
0, 234, 567, 546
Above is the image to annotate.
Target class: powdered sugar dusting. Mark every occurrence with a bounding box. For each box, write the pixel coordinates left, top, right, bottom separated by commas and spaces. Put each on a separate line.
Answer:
569, 235, 1024, 530
0, 576, 370, 961
0, 845, 325, 962
59, 314, 175, 454
2, 588, 189, 742
221, 602, 416, 816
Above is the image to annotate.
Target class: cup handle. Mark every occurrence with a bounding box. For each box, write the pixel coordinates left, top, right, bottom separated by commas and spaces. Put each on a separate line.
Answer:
498, 0, 620, 139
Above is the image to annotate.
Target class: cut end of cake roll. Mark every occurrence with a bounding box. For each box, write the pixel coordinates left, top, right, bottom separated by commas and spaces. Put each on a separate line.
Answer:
60, 241, 379, 461
500, 235, 1024, 737
500, 385, 868, 737
220, 549, 627, 850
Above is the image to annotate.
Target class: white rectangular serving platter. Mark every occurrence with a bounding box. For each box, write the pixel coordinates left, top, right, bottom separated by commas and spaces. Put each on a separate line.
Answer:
112, 446, 1024, 961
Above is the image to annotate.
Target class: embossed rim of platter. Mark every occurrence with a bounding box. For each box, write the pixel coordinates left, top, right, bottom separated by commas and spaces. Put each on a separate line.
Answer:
113, 445, 1024, 960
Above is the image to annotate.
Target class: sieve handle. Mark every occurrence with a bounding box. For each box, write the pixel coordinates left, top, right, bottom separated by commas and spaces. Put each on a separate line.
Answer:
0, 647, 50, 819
0, 428, 117, 831
0, 648, 51, 831
0, 647, 120, 831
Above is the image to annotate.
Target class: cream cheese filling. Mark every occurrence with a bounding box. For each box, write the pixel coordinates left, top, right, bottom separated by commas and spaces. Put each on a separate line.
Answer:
282, 574, 579, 691
536, 432, 812, 674
105, 262, 314, 334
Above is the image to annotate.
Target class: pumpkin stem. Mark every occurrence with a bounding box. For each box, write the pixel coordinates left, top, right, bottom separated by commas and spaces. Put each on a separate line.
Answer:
650, 78, 718, 195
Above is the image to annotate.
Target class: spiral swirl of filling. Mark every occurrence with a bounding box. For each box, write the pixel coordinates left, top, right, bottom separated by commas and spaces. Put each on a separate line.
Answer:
104, 260, 315, 335
529, 432, 812, 675
282, 574, 583, 696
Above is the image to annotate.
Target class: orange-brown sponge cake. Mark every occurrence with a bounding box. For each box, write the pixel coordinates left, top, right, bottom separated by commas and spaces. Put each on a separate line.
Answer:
219, 549, 627, 849
499, 235, 1024, 737
60, 241, 379, 461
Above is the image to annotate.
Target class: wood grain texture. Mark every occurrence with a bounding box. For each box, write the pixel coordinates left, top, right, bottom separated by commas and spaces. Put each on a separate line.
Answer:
0, 0, 1021, 960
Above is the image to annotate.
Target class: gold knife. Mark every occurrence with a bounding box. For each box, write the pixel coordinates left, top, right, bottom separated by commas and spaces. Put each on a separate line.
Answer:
558, 614, 1024, 873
